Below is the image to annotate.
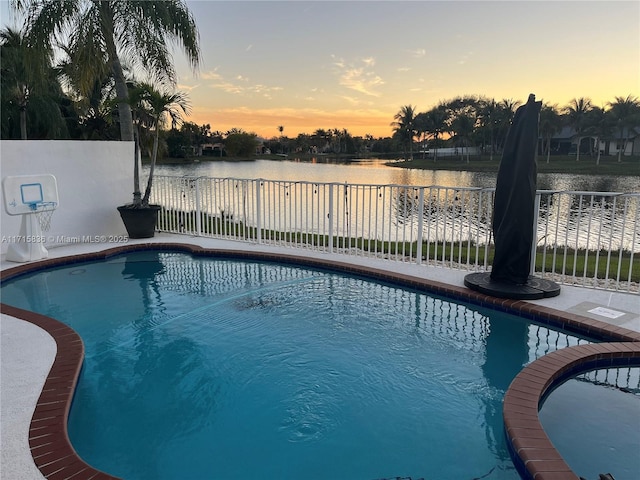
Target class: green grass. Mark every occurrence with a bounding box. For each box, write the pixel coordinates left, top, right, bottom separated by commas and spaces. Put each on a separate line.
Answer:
399, 154, 640, 176
161, 208, 639, 283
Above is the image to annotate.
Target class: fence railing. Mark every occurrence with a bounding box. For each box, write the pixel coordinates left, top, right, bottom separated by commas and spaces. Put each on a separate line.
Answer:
151, 175, 639, 293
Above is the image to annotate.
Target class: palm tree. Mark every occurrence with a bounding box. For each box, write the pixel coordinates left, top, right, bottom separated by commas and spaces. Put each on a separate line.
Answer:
277, 125, 284, 153
1, 26, 36, 139
332, 128, 342, 153
477, 97, 520, 160
424, 105, 448, 162
391, 104, 418, 160
477, 98, 500, 161
493, 98, 520, 154
57, 43, 119, 140
608, 95, 640, 162
450, 114, 476, 163
563, 97, 593, 162
136, 83, 191, 206
539, 103, 562, 163
0, 26, 64, 139
12, 0, 200, 142
312, 128, 328, 152
585, 106, 614, 166
325, 129, 334, 153
413, 111, 429, 159
128, 82, 155, 206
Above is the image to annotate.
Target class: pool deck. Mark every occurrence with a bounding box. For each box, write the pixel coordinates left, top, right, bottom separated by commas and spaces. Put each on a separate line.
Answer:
2, 233, 639, 480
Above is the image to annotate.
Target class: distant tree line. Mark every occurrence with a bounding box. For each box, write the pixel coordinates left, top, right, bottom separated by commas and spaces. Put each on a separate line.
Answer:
390, 95, 640, 164
2, 10, 638, 164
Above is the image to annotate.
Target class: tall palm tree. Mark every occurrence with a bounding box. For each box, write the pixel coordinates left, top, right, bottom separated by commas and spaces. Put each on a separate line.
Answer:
477, 98, 499, 161
277, 125, 284, 153
136, 83, 191, 206
1, 26, 35, 139
563, 97, 593, 162
0, 25, 64, 139
128, 82, 156, 206
312, 128, 328, 152
450, 114, 476, 163
538, 103, 562, 163
325, 129, 334, 153
608, 95, 640, 162
12, 0, 200, 142
493, 98, 520, 154
424, 105, 448, 162
391, 104, 418, 160
413, 111, 429, 159
57, 43, 120, 140
585, 106, 614, 165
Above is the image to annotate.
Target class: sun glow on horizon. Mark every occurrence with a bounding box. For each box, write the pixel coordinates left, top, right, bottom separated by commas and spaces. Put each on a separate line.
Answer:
171, 0, 638, 139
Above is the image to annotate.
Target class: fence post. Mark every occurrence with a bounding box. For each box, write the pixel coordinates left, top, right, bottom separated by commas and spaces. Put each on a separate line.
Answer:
255, 180, 262, 244
416, 187, 424, 265
530, 191, 541, 275
328, 183, 334, 253
195, 178, 202, 236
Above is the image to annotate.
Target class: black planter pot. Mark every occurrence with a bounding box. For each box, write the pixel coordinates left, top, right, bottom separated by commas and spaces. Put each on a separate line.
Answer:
117, 204, 161, 239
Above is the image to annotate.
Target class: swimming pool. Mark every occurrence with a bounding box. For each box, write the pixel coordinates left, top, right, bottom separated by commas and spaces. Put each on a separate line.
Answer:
1, 247, 638, 479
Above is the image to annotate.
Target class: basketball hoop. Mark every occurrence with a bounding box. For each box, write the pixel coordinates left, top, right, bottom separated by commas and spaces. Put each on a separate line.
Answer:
3, 174, 58, 262
30, 201, 57, 232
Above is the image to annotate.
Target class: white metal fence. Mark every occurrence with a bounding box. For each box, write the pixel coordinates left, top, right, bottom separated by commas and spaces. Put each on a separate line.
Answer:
151, 175, 639, 293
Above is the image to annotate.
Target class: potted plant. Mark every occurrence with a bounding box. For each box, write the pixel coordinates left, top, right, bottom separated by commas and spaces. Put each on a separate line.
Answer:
118, 82, 190, 238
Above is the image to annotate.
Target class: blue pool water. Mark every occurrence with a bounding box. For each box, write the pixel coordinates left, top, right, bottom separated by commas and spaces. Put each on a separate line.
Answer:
539, 370, 640, 480
2, 251, 626, 480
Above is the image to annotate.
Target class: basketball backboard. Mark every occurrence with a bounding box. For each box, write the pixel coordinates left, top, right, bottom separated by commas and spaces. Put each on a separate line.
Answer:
3, 174, 58, 215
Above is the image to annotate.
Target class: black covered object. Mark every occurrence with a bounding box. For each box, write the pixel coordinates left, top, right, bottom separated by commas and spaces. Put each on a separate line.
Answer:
464, 93, 559, 299
490, 94, 541, 285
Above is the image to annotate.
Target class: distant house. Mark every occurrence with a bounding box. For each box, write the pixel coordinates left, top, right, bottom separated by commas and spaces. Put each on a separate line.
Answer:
596, 126, 640, 157
547, 126, 579, 155
201, 143, 224, 156
255, 137, 270, 155
548, 126, 639, 156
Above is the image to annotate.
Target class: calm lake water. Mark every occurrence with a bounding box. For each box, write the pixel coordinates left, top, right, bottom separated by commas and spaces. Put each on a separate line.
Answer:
148, 158, 639, 254
151, 158, 640, 192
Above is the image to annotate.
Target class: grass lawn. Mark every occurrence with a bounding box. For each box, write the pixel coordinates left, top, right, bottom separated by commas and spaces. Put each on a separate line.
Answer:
396, 154, 640, 176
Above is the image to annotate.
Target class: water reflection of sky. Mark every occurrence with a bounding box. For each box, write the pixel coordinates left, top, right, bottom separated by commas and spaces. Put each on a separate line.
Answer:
151, 158, 640, 192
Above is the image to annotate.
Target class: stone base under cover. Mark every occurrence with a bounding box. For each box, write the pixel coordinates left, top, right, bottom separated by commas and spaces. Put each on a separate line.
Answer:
464, 272, 560, 300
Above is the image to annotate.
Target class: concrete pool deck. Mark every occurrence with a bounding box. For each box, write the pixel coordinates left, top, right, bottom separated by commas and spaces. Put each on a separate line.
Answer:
2, 233, 639, 479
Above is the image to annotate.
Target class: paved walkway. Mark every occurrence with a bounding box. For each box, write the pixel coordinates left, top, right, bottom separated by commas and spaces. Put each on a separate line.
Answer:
2, 234, 638, 479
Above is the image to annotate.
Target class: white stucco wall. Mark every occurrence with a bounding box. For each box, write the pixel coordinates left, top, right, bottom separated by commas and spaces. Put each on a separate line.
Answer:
1, 140, 135, 255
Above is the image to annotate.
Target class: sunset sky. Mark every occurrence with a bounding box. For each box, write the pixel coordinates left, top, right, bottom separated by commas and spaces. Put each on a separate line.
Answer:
3, 1, 639, 138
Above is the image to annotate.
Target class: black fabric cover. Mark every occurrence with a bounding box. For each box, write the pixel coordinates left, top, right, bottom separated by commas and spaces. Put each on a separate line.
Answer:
491, 94, 541, 285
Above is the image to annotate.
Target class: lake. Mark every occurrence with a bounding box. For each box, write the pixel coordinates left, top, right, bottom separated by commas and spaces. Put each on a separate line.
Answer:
150, 158, 640, 193
147, 157, 638, 261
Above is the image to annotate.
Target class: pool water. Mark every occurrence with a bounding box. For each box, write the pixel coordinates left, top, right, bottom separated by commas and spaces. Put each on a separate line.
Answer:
2, 251, 597, 479
539, 370, 640, 480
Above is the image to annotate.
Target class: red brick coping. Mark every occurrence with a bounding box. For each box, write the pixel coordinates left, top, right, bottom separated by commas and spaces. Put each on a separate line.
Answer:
503, 342, 640, 480
1, 303, 121, 480
2, 242, 639, 480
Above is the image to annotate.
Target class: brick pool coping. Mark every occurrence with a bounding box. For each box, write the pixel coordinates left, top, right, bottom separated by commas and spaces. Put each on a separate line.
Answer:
503, 342, 640, 480
2, 242, 639, 480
